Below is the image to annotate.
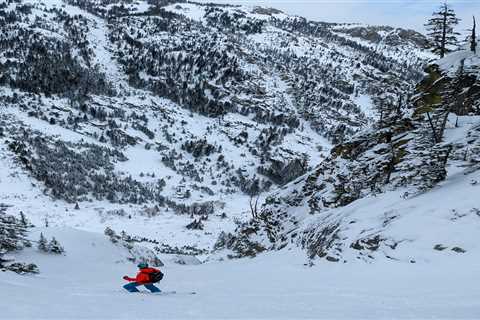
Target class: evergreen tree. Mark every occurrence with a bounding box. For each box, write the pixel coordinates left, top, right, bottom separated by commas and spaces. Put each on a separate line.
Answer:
48, 237, 65, 254
471, 16, 477, 54
0, 209, 35, 272
19, 211, 28, 227
375, 93, 404, 129
425, 3, 461, 58
104, 226, 119, 243
104, 226, 116, 238
0, 210, 30, 253
38, 233, 48, 252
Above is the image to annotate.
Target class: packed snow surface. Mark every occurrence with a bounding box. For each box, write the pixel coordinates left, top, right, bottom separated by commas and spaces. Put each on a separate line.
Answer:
2, 227, 480, 319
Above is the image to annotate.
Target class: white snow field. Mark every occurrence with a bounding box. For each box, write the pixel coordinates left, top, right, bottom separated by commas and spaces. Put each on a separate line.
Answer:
2, 226, 480, 320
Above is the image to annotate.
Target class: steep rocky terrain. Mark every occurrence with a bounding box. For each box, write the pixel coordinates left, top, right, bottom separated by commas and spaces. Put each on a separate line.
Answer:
221, 44, 480, 263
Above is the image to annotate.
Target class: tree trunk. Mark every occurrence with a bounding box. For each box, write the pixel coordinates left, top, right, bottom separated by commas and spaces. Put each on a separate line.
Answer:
426, 112, 439, 144
441, 5, 448, 58
438, 110, 450, 141
472, 16, 477, 54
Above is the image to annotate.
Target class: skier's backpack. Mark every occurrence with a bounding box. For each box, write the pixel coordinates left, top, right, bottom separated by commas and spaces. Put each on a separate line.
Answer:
149, 271, 164, 283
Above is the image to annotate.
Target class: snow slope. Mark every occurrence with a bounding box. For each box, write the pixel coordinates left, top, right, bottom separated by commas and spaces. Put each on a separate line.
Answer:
3, 227, 480, 319
0, 134, 244, 250
221, 111, 480, 264
436, 42, 480, 76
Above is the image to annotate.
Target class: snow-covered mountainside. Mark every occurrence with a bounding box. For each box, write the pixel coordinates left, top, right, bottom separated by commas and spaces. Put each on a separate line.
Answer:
0, 0, 432, 250
1, 0, 480, 318
222, 45, 480, 263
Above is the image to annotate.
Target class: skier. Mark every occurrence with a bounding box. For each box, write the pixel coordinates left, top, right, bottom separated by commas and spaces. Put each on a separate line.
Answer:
122, 262, 163, 293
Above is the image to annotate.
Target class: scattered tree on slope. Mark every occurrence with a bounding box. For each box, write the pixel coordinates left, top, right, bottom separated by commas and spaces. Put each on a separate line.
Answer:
0, 206, 38, 274
425, 3, 460, 58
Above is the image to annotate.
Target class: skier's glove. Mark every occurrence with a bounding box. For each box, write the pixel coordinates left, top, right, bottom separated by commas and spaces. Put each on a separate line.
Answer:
123, 276, 129, 280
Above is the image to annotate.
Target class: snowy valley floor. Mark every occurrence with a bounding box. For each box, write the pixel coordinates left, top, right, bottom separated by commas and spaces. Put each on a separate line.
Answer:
1, 227, 479, 319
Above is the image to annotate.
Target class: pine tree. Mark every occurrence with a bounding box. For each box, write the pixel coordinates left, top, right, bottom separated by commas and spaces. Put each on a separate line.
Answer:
376, 94, 402, 129
425, 3, 461, 58
104, 226, 119, 243
19, 211, 28, 227
447, 59, 468, 115
48, 237, 65, 254
38, 233, 48, 252
0, 210, 30, 252
0, 209, 34, 272
120, 230, 132, 242
471, 16, 477, 54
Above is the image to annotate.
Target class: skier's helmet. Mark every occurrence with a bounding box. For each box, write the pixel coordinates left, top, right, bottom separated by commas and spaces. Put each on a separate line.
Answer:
137, 262, 148, 269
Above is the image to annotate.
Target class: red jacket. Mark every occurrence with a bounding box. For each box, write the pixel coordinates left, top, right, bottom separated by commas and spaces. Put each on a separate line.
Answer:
124, 268, 160, 284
